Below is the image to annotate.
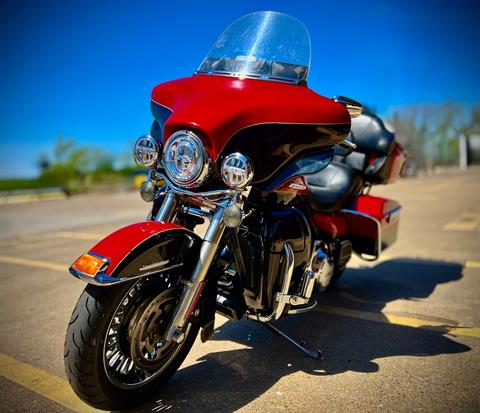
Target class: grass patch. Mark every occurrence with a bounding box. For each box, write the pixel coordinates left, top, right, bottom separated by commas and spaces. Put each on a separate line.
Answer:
0, 177, 60, 192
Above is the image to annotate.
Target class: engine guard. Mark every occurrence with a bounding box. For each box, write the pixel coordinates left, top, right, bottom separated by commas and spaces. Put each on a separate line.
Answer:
69, 221, 202, 286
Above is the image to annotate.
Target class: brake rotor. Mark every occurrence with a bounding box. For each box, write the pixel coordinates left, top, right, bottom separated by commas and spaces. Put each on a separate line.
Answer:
129, 288, 179, 371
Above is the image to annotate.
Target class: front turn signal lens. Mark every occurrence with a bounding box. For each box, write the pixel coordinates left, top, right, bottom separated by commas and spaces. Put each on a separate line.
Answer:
72, 253, 106, 276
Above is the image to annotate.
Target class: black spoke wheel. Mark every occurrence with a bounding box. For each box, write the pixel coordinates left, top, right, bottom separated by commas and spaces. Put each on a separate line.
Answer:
128, 288, 188, 372
64, 276, 199, 410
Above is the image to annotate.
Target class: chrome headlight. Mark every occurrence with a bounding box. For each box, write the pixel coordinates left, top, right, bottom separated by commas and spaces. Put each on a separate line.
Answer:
162, 130, 210, 187
221, 153, 254, 188
133, 135, 160, 167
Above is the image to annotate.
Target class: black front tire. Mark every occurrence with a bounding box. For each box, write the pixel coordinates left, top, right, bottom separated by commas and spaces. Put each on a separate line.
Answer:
64, 281, 199, 411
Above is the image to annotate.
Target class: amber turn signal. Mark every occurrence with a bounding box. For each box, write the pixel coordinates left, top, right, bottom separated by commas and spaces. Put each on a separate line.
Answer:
71, 253, 106, 276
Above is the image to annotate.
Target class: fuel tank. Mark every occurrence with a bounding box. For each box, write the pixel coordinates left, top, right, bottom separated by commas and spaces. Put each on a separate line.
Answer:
151, 75, 351, 184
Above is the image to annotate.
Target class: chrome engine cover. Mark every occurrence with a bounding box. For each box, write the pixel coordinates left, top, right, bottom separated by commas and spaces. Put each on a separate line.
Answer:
302, 241, 334, 296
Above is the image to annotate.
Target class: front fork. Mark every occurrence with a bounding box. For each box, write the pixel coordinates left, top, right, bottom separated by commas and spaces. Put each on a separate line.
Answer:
155, 192, 227, 343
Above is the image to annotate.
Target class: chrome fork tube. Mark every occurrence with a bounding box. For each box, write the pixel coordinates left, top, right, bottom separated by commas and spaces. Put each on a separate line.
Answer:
165, 206, 226, 342
155, 192, 177, 222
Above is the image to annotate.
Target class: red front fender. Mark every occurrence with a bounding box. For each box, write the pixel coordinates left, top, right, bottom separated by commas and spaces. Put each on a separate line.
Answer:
70, 221, 202, 284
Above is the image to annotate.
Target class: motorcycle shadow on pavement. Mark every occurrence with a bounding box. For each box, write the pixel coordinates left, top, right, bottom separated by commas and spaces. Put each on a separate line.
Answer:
126, 258, 469, 413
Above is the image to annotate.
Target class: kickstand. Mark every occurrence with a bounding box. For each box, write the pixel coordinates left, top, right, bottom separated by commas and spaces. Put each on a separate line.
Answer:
262, 321, 323, 360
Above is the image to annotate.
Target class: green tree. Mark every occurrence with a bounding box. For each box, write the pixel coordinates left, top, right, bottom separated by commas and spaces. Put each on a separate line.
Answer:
41, 136, 116, 192
389, 103, 476, 172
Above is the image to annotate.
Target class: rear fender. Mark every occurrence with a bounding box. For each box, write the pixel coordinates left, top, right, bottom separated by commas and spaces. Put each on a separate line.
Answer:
70, 222, 202, 285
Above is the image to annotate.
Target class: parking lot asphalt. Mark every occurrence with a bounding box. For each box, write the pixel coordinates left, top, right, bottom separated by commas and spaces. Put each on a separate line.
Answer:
0, 167, 479, 412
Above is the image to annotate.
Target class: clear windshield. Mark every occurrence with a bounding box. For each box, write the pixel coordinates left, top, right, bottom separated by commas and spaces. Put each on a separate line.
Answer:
197, 11, 311, 84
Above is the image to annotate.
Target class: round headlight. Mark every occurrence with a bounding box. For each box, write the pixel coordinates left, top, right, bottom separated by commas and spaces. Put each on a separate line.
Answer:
162, 130, 209, 187
133, 135, 160, 167
221, 153, 254, 188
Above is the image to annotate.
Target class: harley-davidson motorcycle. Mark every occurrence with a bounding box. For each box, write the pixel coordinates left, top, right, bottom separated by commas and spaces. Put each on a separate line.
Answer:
64, 11, 406, 410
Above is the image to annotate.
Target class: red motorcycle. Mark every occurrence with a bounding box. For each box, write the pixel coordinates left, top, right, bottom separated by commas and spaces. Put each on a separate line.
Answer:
64, 11, 406, 410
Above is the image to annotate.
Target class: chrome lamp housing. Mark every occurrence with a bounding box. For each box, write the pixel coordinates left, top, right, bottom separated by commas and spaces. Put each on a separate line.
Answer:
162, 130, 210, 188
133, 135, 161, 167
221, 153, 254, 188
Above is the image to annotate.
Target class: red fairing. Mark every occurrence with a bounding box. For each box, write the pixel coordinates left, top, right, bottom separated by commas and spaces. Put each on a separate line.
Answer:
151, 75, 350, 161
88, 222, 183, 275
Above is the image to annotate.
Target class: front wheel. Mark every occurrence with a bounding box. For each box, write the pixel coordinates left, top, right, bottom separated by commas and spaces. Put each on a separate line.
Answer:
64, 276, 199, 411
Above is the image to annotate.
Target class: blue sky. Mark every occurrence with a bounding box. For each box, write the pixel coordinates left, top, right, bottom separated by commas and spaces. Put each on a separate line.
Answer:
1, 0, 479, 178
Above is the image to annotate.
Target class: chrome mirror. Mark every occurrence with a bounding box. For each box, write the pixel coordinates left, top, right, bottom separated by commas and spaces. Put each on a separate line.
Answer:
333, 96, 363, 118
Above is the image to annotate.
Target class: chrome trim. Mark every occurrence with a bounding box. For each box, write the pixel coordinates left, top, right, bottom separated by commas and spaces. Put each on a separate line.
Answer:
133, 135, 161, 167
246, 243, 294, 322
341, 208, 381, 261
334, 96, 363, 118
150, 173, 241, 342
69, 262, 184, 286
156, 192, 177, 222
338, 139, 357, 154
164, 206, 227, 342
287, 301, 317, 314
119, 172, 243, 340
302, 241, 334, 294
203, 207, 227, 244
194, 70, 301, 85
162, 130, 211, 188
156, 172, 232, 210
302, 241, 325, 298
274, 243, 295, 320
140, 259, 170, 272
221, 152, 254, 188
181, 206, 212, 219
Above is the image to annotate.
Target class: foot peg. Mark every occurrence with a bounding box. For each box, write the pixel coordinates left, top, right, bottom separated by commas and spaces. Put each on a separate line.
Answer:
262, 321, 322, 360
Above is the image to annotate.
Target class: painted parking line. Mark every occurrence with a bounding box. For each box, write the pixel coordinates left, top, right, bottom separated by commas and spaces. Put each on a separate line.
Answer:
1, 254, 479, 338
444, 212, 480, 231
465, 260, 480, 269
318, 306, 480, 338
0, 353, 100, 412
53, 231, 104, 240
0, 230, 102, 247
0, 232, 67, 247
0, 318, 478, 413
349, 256, 480, 270
0, 255, 66, 272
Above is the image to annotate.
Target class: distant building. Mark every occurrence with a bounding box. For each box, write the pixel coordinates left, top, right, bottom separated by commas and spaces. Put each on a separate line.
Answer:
460, 134, 480, 168
469, 135, 480, 161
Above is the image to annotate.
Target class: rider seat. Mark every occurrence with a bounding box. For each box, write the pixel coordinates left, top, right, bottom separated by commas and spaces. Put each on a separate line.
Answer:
305, 162, 363, 213
334, 114, 397, 184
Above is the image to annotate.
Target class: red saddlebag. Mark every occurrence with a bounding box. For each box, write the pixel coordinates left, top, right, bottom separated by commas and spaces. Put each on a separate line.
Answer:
345, 194, 401, 258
